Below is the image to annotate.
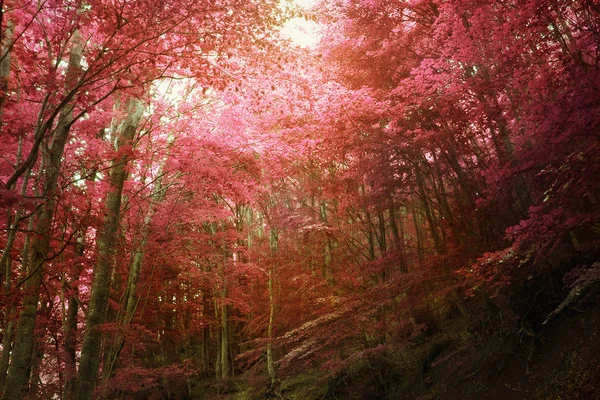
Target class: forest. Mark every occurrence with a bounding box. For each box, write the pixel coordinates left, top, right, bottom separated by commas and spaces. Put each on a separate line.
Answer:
0, 0, 599, 399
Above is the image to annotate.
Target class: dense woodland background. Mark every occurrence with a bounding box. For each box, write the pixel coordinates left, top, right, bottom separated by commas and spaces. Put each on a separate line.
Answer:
0, 0, 599, 399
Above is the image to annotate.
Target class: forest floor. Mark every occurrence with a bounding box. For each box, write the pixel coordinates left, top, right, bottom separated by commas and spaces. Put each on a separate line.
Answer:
192, 297, 600, 400
409, 301, 600, 400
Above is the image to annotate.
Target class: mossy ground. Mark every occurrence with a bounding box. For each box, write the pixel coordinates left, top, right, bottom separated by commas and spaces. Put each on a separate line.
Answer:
185, 298, 598, 400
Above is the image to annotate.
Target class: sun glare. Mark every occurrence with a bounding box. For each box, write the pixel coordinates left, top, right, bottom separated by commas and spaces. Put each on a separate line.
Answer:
281, 0, 320, 48
282, 18, 320, 48
291, 0, 317, 8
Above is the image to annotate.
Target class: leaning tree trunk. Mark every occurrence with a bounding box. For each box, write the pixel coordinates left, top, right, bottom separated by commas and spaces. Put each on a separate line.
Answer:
101, 156, 171, 385
2, 33, 83, 400
0, 162, 32, 393
74, 98, 144, 400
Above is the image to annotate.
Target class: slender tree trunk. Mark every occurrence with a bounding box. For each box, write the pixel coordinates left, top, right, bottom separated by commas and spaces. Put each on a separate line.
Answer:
320, 201, 334, 282
377, 210, 387, 254
415, 168, 443, 254
63, 163, 98, 399
220, 295, 229, 379
0, 213, 32, 393
0, 21, 13, 120
0, 137, 25, 283
214, 299, 222, 378
201, 291, 210, 375
220, 238, 229, 380
386, 204, 419, 330
0, 137, 25, 391
74, 98, 144, 400
266, 229, 278, 389
266, 267, 276, 387
28, 299, 52, 396
61, 232, 86, 400
100, 256, 123, 386
411, 190, 424, 268
102, 146, 172, 383
388, 206, 407, 272
0, 249, 14, 392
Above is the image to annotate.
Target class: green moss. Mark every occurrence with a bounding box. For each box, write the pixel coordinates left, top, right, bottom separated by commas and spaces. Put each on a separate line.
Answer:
279, 373, 330, 400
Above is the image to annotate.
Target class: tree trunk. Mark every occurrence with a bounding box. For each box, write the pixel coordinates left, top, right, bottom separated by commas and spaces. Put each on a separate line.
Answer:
388, 206, 407, 272
2, 33, 82, 400
28, 299, 52, 396
0, 141, 31, 391
61, 232, 86, 400
220, 296, 229, 379
415, 168, 443, 254
266, 229, 278, 389
102, 147, 171, 383
214, 299, 222, 378
74, 98, 144, 400
0, 250, 15, 392
0, 21, 13, 119
0, 213, 32, 393
411, 190, 425, 268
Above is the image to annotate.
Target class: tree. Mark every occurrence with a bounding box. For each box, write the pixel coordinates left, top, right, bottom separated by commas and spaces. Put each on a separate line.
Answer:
0, 0, 598, 398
